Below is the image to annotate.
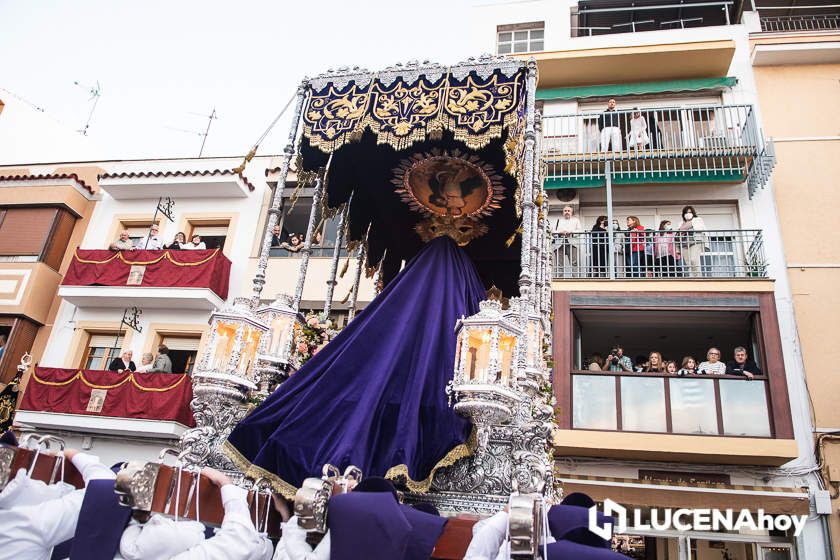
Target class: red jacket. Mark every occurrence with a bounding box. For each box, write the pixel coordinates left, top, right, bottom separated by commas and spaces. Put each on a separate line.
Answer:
629, 225, 646, 252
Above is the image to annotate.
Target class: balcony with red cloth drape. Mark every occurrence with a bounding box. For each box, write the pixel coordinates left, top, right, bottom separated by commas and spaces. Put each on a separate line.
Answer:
19, 367, 195, 426
59, 249, 231, 310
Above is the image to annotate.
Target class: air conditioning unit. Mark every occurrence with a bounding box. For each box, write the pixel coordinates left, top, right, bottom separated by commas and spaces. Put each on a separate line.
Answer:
552, 188, 579, 214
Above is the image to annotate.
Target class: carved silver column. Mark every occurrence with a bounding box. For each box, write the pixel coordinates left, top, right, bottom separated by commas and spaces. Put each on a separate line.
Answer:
530, 113, 543, 313
517, 59, 538, 305
323, 198, 350, 319
293, 156, 331, 310
348, 245, 365, 322
252, 80, 310, 305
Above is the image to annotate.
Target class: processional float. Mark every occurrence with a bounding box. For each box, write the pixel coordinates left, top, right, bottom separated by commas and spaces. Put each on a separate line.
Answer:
117, 54, 556, 551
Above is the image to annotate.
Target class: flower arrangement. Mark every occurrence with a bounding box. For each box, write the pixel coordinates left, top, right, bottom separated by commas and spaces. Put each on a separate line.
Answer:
291, 313, 338, 367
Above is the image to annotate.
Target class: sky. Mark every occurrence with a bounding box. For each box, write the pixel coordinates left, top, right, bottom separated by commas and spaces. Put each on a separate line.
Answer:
0, 0, 486, 161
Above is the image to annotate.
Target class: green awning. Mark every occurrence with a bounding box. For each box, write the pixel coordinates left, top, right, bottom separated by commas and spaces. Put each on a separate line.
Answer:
536, 77, 738, 101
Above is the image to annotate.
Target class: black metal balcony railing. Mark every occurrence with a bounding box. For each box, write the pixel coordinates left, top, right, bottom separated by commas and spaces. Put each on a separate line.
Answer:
760, 14, 840, 32
541, 104, 775, 194
270, 243, 349, 258
571, 371, 772, 437
551, 229, 767, 280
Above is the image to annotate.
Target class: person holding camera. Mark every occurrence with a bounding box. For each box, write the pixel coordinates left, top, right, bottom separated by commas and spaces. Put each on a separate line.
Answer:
605, 346, 633, 372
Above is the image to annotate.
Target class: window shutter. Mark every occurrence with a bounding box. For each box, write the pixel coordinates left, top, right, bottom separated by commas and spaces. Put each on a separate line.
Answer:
162, 336, 201, 351
88, 334, 124, 348
0, 207, 58, 256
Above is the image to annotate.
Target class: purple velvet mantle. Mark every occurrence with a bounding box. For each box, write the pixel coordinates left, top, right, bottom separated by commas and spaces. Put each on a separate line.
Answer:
226, 236, 485, 494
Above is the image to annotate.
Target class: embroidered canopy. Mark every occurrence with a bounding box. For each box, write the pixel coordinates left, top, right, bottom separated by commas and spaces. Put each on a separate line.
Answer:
297, 56, 533, 296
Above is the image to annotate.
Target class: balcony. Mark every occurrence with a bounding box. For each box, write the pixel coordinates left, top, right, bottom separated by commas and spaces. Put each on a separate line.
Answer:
541, 104, 775, 195
760, 13, 840, 31
59, 249, 231, 310
15, 367, 194, 439
551, 228, 767, 280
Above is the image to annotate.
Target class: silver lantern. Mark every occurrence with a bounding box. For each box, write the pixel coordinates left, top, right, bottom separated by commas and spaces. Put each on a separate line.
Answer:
450, 299, 524, 425
254, 293, 301, 394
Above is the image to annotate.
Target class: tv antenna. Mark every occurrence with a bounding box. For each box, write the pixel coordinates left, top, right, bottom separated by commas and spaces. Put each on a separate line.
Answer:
164, 107, 218, 157
73, 80, 101, 136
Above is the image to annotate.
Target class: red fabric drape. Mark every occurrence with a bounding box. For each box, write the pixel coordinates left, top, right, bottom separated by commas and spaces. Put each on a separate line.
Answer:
62, 249, 231, 299
20, 368, 195, 426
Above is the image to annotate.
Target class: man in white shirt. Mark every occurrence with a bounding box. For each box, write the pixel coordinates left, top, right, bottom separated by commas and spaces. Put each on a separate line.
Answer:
273, 515, 330, 560
0, 449, 116, 560
553, 205, 583, 277
463, 509, 509, 560
118, 466, 269, 560
135, 224, 164, 250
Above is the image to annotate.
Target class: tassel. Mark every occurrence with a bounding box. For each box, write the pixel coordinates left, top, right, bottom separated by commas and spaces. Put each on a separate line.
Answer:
339, 257, 350, 278
233, 146, 258, 174
340, 289, 351, 304
505, 223, 523, 248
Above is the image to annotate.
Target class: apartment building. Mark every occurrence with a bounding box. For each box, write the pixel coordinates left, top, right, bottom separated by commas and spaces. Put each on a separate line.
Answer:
750, 5, 840, 557
473, 1, 830, 558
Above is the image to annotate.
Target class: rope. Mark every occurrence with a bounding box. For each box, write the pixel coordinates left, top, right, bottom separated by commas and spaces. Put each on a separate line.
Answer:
73, 248, 221, 267
233, 90, 298, 174
31, 370, 187, 392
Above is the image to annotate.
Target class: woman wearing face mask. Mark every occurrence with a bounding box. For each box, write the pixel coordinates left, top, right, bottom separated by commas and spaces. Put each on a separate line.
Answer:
590, 216, 609, 277
655, 220, 678, 277
677, 205, 707, 277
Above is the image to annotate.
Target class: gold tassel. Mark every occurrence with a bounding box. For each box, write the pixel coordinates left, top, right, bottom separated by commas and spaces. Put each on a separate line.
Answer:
340, 288, 352, 304
339, 257, 350, 278
233, 146, 257, 174
505, 223, 523, 248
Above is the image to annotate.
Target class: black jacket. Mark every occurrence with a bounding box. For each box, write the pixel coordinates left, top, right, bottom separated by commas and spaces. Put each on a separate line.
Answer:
108, 358, 136, 372
598, 109, 621, 130
725, 359, 763, 376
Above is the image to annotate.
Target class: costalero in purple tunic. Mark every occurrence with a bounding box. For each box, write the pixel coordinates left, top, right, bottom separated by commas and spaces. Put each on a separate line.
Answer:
224, 236, 485, 496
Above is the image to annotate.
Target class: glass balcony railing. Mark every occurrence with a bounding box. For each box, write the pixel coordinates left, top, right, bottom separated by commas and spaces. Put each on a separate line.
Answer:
571, 371, 772, 437
551, 228, 767, 280
541, 104, 775, 193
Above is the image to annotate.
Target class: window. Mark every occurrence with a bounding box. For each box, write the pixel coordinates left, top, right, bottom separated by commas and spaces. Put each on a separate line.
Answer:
0, 206, 77, 269
188, 223, 229, 251
161, 335, 201, 374
496, 22, 544, 54
81, 334, 124, 370
270, 195, 347, 258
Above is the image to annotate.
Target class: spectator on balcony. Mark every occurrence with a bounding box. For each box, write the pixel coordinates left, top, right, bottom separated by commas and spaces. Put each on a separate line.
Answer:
150, 345, 173, 373
643, 351, 666, 373
108, 350, 136, 373
726, 346, 763, 379
627, 108, 650, 150
634, 355, 647, 372
655, 220, 679, 277
698, 347, 727, 375
587, 353, 604, 371
109, 230, 135, 251
605, 346, 633, 372
598, 98, 622, 152
590, 216, 609, 278
626, 216, 646, 278
553, 206, 583, 277
677, 206, 707, 277
678, 356, 698, 376
136, 352, 154, 373
184, 234, 207, 250
665, 360, 678, 375
270, 224, 283, 247
280, 233, 303, 253
166, 232, 188, 250
136, 224, 164, 250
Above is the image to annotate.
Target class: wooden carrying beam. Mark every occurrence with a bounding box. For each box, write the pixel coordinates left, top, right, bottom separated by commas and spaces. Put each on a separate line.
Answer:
0, 443, 84, 491
116, 461, 282, 538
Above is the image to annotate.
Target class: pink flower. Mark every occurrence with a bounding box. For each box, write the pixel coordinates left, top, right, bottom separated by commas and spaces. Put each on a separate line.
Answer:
296, 342, 308, 353
307, 317, 319, 327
